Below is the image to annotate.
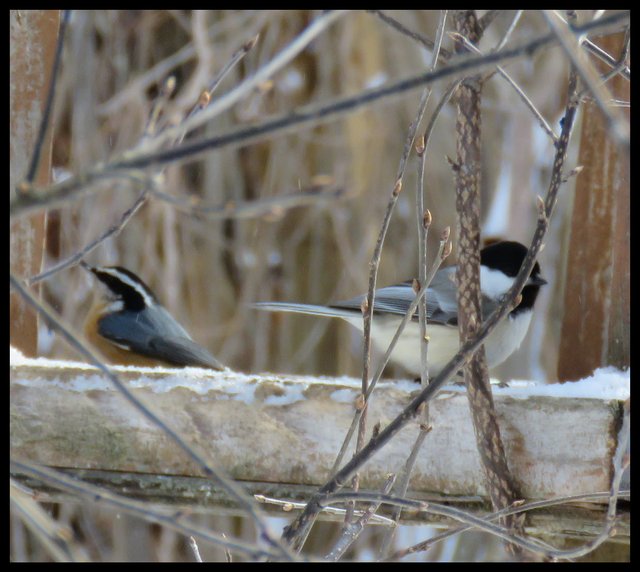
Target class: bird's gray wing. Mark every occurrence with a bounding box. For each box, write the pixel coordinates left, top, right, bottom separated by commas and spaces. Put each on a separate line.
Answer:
147, 335, 225, 370
97, 310, 224, 370
331, 266, 460, 326
330, 283, 415, 315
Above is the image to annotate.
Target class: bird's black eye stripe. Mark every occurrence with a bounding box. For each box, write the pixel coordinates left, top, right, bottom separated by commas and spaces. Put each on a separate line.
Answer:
92, 267, 157, 312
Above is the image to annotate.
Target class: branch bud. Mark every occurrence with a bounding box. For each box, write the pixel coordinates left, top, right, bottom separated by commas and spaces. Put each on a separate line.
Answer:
423, 209, 432, 228
442, 241, 453, 260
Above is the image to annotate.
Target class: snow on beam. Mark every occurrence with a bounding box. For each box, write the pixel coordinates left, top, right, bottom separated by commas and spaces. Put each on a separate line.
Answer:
10, 352, 629, 503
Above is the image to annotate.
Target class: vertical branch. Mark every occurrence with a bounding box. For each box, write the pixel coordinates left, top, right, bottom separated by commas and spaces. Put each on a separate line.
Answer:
345, 178, 402, 528
416, 9, 447, 390
379, 13, 449, 558
416, 143, 431, 386
346, 10, 449, 533
451, 9, 525, 553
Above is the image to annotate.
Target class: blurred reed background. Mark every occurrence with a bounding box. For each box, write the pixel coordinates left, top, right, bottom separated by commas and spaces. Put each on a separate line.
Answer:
44, 10, 576, 383
21, 10, 600, 561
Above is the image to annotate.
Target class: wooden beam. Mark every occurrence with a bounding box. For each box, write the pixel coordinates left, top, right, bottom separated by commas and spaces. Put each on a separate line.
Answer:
10, 355, 628, 536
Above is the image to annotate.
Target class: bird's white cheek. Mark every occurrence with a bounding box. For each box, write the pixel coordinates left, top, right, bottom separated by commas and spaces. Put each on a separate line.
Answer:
480, 266, 516, 299
106, 300, 124, 313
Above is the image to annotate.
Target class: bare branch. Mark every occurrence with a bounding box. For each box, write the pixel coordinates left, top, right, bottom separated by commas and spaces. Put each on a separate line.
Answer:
367, 10, 452, 61
11, 460, 285, 561
23, 10, 70, 187
282, 14, 587, 546
27, 188, 149, 286
494, 10, 523, 52
123, 10, 349, 158
387, 489, 630, 560
148, 183, 345, 220
325, 474, 396, 561
543, 10, 629, 150
9, 274, 296, 562
10, 11, 628, 221
449, 31, 558, 142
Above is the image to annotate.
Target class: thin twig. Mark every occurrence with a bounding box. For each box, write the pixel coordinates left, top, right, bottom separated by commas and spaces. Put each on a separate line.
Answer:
10, 460, 285, 561
10, 478, 85, 562
367, 10, 452, 62
556, 13, 630, 81
27, 188, 149, 286
187, 33, 259, 121
415, 155, 430, 380
389, 489, 630, 559
477, 10, 501, 33
345, 15, 448, 529
411, 14, 456, 392
23, 10, 70, 187
416, 11, 448, 397
11, 11, 629, 220
494, 10, 523, 52
142, 76, 177, 139
542, 10, 629, 149
188, 536, 203, 562
341, 179, 401, 531
345, 11, 445, 530
325, 474, 397, 561
449, 31, 558, 142
148, 183, 345, 220
378, 68, 451, 553
254, 495, 395, 526
120, 10, 349, 158
342, 25, 444, 527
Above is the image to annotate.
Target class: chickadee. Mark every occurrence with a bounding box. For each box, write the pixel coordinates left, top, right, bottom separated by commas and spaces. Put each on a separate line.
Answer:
254, 241, 546, 377
82, 262, 225, 370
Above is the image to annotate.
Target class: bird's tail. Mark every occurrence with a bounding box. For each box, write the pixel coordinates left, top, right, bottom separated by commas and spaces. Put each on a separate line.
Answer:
252, 302, 356, 320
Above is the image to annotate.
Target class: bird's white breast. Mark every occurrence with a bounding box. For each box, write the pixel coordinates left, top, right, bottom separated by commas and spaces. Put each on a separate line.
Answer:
341, 310, 533, 377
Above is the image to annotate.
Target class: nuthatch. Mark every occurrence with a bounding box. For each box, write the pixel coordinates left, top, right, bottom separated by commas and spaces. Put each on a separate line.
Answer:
81, 262, 224, 369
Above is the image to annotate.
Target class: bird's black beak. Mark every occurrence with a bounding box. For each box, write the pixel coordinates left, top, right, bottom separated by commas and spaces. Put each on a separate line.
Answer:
79, 261, 95, 275
528, 275, 548, 287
